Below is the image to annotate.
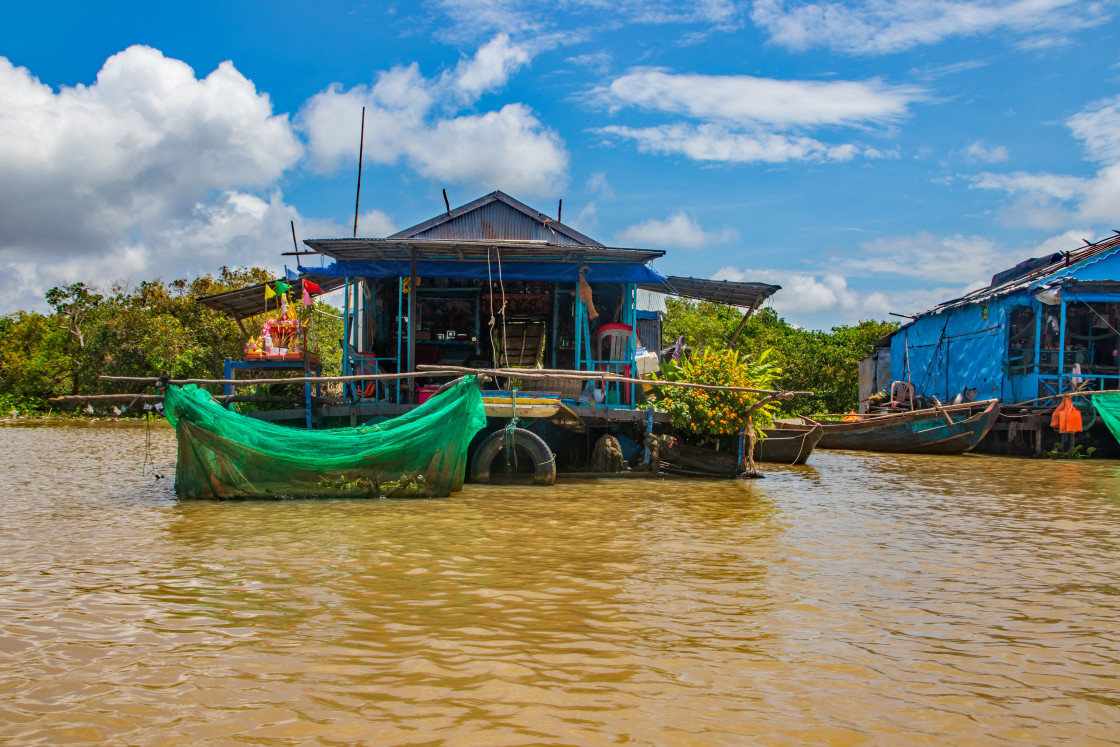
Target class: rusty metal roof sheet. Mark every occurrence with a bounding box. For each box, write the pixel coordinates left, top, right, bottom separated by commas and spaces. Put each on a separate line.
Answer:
639, 275, 781, 311
198, 276, 346, 321
391, 191, 601, 246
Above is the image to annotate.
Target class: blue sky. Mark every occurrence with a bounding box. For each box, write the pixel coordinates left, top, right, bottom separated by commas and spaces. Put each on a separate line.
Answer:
2, 0, 1119, 329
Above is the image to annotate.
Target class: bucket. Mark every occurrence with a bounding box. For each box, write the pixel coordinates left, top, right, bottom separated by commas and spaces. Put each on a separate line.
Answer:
417, 385, 440, 404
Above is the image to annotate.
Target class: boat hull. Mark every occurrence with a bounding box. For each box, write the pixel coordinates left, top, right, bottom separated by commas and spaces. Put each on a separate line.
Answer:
784, 400, 999, 455
664, 426, 823, 476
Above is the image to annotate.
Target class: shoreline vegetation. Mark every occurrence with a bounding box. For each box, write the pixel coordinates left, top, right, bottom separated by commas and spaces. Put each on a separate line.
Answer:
1, 268, 895, 420
0, 266, 342, 420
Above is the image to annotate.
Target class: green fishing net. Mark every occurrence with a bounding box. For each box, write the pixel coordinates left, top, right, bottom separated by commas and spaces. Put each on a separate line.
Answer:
163, 376, 487, 499
1091, 393, 1120, 445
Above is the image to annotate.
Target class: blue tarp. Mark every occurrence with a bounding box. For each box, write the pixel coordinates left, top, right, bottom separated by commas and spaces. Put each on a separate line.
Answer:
890, 294, 1035, 402
299, 260, 669, 285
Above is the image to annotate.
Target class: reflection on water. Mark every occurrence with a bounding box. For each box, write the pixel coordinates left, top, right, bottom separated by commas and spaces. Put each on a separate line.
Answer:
1, 421, 1118, 745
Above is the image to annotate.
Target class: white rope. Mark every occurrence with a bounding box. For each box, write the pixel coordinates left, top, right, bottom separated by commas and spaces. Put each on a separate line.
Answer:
496, 245, 509, 369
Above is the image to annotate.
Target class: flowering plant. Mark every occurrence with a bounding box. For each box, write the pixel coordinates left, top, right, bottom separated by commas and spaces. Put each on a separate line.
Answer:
653, 348, 781, 439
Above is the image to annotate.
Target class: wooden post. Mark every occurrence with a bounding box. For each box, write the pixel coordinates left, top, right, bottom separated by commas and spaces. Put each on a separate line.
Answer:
726, 307, 755, 350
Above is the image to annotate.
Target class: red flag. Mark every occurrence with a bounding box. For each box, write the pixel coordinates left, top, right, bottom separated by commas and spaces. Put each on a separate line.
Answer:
303, 280, 323, 295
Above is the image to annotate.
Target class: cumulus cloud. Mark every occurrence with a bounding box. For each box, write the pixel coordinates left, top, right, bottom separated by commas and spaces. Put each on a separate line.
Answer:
452, 33, 533, 102
751, 0, 1109, 55
0, 46, 309, 313
592, 68, 919, 165
714, 266, 892, 320
299, 36, 568, 196
615, 213, 738, 249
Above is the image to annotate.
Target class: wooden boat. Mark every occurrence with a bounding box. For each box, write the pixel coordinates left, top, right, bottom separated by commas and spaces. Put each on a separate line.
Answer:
779, 399, 999, 455
662, 425, 823, 476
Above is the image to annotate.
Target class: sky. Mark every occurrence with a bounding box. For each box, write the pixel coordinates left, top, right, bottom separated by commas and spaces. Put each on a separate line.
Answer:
2, 0, 1119, 329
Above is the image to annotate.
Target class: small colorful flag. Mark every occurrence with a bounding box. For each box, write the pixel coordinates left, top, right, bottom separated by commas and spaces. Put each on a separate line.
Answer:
264, 285, 277, 300
303, 279, 323, 295
275, 280, 291, 295
302, 288, 312, 306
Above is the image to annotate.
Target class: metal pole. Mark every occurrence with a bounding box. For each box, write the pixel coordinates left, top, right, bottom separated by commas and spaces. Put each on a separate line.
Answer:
353, 107, 365, 238
408, 249, 418, 404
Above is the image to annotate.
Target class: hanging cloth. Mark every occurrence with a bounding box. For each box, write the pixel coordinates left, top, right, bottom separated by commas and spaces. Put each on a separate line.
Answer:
1050, 395, 1083, 434
578, 266, 598, 320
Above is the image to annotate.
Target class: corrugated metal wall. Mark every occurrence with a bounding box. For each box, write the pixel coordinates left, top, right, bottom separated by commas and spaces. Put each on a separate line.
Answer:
412, 201, 583, 245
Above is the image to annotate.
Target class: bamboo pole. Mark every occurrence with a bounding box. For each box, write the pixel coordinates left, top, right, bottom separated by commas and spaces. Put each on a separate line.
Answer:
416, 364, 813, 397
99, 370, 461, 386
100, 366, 814, 398
1011, 388, 1120, 407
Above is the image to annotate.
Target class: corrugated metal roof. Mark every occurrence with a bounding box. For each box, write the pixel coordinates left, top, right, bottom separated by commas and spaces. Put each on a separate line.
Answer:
199, 276, 346, 321
302, 238, 664, 264
390, 191, 602, 247
638, 275, 780, 311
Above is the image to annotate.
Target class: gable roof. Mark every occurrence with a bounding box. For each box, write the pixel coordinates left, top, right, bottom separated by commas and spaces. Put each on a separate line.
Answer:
390, 190, 602, 247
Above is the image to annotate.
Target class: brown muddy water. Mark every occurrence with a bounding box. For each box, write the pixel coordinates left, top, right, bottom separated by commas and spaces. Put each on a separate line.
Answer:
1, 421, 1118, 746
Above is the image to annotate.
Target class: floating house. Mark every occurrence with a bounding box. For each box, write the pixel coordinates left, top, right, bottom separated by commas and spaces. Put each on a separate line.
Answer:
884, 233, 1120, 407
203, 190, 780, 471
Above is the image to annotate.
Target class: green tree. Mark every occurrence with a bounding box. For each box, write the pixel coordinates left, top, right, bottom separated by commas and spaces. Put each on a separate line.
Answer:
663, 300, 897, 415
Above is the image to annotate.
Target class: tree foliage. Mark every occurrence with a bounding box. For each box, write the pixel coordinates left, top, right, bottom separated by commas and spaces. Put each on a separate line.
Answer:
653, 348, 781, 439
0, 267, 342, 412
662, 301, 898, 415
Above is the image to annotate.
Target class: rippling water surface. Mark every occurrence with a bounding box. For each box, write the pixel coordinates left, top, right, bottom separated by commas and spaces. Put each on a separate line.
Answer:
1, 420, 1119, 745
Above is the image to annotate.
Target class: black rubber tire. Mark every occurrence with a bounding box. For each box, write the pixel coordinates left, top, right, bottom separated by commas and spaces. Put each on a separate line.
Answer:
470, 427, 556, 486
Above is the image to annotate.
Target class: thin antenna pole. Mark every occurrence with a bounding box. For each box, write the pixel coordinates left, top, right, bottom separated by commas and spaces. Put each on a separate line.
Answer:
442, 188, 451, 215
353, 107, 365, 238
557, 199, 562, 223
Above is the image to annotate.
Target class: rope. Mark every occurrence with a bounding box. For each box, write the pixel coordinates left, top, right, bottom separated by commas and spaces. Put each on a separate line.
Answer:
496, 246, 509, 370
503, 388, 520, 470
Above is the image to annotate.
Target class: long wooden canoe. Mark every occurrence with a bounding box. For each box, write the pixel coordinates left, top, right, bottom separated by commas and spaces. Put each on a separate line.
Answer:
778, 400, 999, 455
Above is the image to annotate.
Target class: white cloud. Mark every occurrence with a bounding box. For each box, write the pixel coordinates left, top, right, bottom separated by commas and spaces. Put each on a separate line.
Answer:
963, 140, 1009, 163
598, 68, 921, 127
751, 0, 1109, 55
963, 94, 1120, 229
452, 33, 533, 103
299, 37, 569, 196
0, 46, 305, 313
433, 0, 740, 39
586, 172, 615, 198
615, 212, 738, 249
592, 68, 918, 165
598, 124, 881, 163
845, 231, 1009, 285
714, 266, 892, 320
1068, 95, 1120, 164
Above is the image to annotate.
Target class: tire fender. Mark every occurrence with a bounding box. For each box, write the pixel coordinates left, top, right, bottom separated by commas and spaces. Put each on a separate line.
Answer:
470, 427, 556, 486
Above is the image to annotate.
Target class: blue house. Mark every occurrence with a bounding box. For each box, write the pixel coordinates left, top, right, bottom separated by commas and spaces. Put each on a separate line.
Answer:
887, 232, 1120, 406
